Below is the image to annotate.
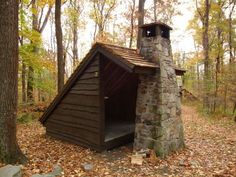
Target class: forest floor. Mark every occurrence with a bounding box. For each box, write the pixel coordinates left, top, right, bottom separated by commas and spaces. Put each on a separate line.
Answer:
2, 105, 236, 177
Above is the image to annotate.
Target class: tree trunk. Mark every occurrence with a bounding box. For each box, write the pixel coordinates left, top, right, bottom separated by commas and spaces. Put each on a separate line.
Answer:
137, 0, 145, 49
19, 2, 27, 104
228, 1, 235, 63
153, 0, 157, 22
55, 0, 65, 92
224, 85, 228, 113
93, 22, 97, 42
214, 7, 223, 113
0, 0, 27, 164
27, 66, 34, 104
233, 102, 236, 117
22, 62, 27, 103
27, 0, 38, 104
129, 0, 136, 48
71, 0, 79, 69
72, 19, 78, 69
202, 0, 210, 112
19, 36, 27, 103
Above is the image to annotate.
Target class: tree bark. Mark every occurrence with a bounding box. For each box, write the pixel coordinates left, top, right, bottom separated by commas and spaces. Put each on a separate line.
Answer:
202, 0, 210, 112
214, 4, 223, 113
19, 2, 27, 104
154, 0, 157, 22
55, 0, 65, 92
27, 0, 53, 103
72, 26, 78, 69
129, 0, 136, 48
22, 62, 27, 103
0, 0, 27, 164
137, 0, 145, 49
92, 0, 116, 42
71, 0, 79, 69
228, 0, 235, 63
27, 66, 34, 103
27, 0, 38, 104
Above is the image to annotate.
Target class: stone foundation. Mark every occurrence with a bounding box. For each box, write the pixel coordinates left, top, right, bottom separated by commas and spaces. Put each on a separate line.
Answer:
134, 36, 185, 157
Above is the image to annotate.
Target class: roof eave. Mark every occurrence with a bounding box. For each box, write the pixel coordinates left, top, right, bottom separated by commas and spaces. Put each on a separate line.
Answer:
133, 65, 157, 74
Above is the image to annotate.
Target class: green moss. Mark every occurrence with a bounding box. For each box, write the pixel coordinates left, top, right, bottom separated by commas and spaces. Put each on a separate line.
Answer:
155, 147, 165, 158
154, 142, 165, 158
0, 146, 27, 164
148, 140, 154, 149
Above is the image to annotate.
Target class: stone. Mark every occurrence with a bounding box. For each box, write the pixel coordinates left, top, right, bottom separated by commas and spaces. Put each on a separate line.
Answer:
31, 165, 63, 177
47, 165, 63, 176
0, 165, 22, 177
137, 149, 151, 157
131, 154, 143, 165
134, 23, 185, 158
179, 159, 185, 166
190, 160, 199, 168
31, 175, 53, 177
81, 163, 93, 171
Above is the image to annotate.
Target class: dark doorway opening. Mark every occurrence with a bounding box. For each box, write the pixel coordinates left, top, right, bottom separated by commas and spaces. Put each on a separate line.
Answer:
102, 57, 139, 149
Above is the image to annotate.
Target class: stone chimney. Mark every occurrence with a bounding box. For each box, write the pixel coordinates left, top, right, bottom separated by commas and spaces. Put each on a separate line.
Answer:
134, 22, 185, 157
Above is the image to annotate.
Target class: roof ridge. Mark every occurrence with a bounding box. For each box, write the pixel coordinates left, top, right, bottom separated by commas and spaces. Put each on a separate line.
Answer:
96, 42, 137, 52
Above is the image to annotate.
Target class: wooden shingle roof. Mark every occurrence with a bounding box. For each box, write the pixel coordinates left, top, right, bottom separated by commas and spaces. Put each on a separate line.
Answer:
98, 43, 157, 68
96, 42, 185, 74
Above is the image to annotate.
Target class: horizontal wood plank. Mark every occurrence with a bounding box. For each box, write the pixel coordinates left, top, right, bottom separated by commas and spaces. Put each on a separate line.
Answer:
72, 83, 99, 91
89, 59, 99, 66
46, 122, 100, 144
76, 78, 99, 85
46, 124, 100, 145
49, 114, 100, 128
47, 130, 102, 151
80, 72, 99, 80
47, 118, 99, 133
53, 108, 100, 121
85, 65, 99, 73
58, 103, 100, 113
62, 94, 99, 106
70, 90, 99, 96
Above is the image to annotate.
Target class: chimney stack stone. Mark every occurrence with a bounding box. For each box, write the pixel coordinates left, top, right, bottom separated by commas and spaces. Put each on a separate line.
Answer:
134, 23, 185, 157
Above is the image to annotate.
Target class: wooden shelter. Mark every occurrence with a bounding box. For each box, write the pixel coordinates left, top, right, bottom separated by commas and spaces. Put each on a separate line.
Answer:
39, 42, 185, 151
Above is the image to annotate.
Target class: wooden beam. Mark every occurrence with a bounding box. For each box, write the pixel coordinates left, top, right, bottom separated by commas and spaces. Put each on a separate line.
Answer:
98, 47, 134, 73
133, 66, 156, 74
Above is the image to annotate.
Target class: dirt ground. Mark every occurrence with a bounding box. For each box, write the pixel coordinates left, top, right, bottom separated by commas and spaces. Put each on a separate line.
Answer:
6, 105, 236, 176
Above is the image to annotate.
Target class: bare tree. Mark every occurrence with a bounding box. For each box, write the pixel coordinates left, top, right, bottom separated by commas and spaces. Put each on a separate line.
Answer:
0, 0, 27, 164
55, 0, 65, 92
152, 0, 181, 24
129, 0, 136, 48
91, 0, 117, 42
19, 1, 27, 103
153, 0, 157, 21
228, 0, 236, 63
27, 0, 53, 103
196, 0, 211, 111
70, 0, 83, 68
137, 0, 146, 49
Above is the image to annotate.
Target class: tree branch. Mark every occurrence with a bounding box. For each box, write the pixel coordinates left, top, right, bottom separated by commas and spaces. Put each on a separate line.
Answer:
38, 6, 45, 30
39, 6, 52, 33
195, 0, 204, 22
